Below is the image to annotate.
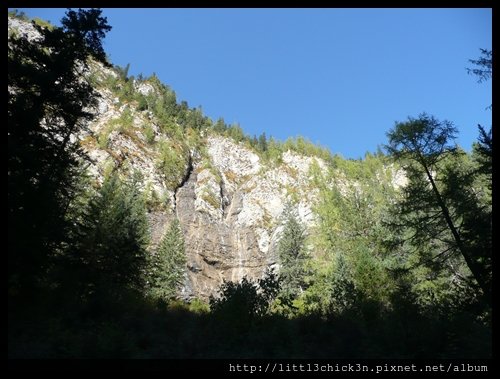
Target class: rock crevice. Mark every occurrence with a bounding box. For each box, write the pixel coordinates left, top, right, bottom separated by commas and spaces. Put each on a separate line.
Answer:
174, 153, 193, 215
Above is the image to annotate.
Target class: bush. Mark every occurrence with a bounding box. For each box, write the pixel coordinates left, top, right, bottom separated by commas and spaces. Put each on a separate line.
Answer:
143, 122, 155, 144
209, 269, 280, 330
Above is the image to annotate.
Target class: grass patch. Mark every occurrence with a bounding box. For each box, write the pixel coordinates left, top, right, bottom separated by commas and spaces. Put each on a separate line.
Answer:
201, 190, 220, 210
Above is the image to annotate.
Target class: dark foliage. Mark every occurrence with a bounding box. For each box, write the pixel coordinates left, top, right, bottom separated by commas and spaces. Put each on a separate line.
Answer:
467, 49, 492, 83
386, 113, 491, 306
8, 282, 490, 358
8, 8, 111, 296
209, 269, 280, 331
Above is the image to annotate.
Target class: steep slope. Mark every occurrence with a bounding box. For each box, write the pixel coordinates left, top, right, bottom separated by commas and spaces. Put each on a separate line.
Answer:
8, 15, 405, 300
83, 83, 330, 298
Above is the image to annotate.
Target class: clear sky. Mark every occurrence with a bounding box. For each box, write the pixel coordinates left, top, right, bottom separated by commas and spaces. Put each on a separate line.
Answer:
13, 8, 492, 159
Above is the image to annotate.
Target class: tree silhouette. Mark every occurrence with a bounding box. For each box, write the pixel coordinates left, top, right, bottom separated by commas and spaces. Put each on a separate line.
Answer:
467, 49, 492, 83
8, 9, 111, 296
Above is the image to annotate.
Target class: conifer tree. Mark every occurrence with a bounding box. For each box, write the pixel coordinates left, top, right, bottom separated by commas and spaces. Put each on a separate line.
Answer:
276, 203, 308, 300
8, 8, 111, 294
386, 113, 491, 305
330, 254, 357, 313
73, 171, 150, 298
148, 218, 187, 300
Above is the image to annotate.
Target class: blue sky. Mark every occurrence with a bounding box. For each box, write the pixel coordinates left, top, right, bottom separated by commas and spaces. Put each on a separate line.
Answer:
13, 8, 492, 159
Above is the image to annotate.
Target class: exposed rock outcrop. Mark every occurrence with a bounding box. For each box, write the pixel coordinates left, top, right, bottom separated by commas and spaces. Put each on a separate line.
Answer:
169, 135, 326, 299
9, 15, 407, 301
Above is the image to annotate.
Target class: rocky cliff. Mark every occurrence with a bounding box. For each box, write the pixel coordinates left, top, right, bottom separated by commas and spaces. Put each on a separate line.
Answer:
8, 15, 405, 300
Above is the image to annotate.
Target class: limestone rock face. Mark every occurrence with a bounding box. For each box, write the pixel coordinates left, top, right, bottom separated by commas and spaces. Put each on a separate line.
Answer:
171, 136, 328, 300
8, 17, 41, 41
9, 15, 407, 301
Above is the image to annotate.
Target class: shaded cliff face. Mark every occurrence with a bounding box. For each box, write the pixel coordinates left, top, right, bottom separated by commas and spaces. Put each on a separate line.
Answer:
173, 136, 327, 299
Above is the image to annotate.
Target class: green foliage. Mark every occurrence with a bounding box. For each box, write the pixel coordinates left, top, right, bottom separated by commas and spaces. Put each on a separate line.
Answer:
283, 136, 334, 162
201, 190, 221, 210
97, 127, 112, 149
72, 171, 150, 298
96, 108, 135, 148
330, 254, 358, 313
185, 106, 207, 130
213, 117, 228, 133
118, 79, 135, 102
100, 71, 120, 91
225, 123, 245, 142
209, 269, 280, 328
8, 12, 491, 360
264, 136, 284, 163
102, 65, 136, 102
143, 121, 156, 145
258, 132, 268, 152
472, 125, 492, 185
385, 113, 458, 166
150, 82, 179, 125
276, 204, 309, 302
8, 9, 30, 21
115, 63, 131, 82
311, 152, 398, 310
188, 298, 210, 314
136, 93, 148, 111
156, 140, 189, 190
108, 107, 134, 132
148, 219, 187, 300
385, 113, 491, 305
467, 49, 492, 83
143, 182, 165, 211
33, 17, 55, 30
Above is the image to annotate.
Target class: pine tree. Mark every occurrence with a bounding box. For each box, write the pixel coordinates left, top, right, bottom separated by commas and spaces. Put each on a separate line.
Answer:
258, 132, 268, 152
276, 203, 308, 300
386, 113, 491, 305
72, 171, 150, 299
148, 218, 187, 300
330, 254, 357, 313
214, 117, 227, 133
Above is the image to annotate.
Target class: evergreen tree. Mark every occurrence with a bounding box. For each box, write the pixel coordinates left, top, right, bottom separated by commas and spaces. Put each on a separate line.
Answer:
258, 132, 268, 152
467, 49, 492, 183
313, 156, 395, 307
71, 171, 150, 299
386, 113, 491, 305
473, 126, 492, 181
148, 218, 187, 300
214, 117, 227, 133
8, 9, 111, 295
467, 49, 492, 83
116, 62, 131, 81
251, 135, 259, 148
276, 203, 308, 300
330, 254, 357, 313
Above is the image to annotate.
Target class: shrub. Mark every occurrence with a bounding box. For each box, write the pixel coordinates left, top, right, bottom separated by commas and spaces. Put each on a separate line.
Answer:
209, 269, 280, 329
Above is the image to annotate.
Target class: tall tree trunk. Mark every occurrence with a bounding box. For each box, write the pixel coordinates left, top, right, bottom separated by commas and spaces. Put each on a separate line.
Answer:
421, 161, 491, 304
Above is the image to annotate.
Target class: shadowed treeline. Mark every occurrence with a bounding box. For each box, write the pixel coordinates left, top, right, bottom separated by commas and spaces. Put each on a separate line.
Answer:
8, 280, 491, 359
